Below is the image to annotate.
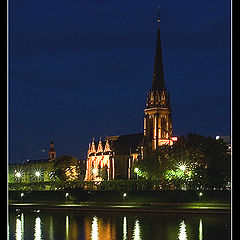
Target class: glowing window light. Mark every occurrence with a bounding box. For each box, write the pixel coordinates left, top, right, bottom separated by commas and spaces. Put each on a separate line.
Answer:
178, 220, 188, 240
172, 136, 178, 141
133, 219, 141, 240
65, 166, 79, 181
91, 215, 99, 240
34, 217, 42, 240
123, 217, 127, 240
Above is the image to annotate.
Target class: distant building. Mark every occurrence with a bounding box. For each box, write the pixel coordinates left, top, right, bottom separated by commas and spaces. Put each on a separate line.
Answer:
85, 20, 177, 181
9, 140, 57, 183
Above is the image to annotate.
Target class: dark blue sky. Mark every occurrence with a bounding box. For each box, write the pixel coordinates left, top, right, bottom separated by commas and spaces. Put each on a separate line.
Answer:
9, 0, 231, 163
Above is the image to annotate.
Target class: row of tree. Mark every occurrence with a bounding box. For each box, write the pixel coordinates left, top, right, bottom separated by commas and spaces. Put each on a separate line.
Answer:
135, 134, 231, 189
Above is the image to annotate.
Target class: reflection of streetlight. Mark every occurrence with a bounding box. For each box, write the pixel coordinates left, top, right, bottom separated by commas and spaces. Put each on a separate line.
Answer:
20, 193, 24, 203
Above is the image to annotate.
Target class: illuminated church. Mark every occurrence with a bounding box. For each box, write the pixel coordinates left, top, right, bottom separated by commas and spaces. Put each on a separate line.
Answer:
85, 20, 177, 181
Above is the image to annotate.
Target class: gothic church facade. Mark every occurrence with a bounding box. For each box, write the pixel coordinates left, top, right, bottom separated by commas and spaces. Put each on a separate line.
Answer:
85, 21, 177, 181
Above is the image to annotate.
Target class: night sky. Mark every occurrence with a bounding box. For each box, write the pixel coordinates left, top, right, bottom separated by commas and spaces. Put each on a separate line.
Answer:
9, 0, 231, 163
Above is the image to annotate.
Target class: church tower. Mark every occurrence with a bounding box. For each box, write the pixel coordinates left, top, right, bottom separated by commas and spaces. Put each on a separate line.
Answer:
144, 19, 173, 150
48, 139, 56, 161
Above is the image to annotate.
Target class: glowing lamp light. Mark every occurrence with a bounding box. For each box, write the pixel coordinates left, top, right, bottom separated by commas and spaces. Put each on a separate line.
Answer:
92, 168, 98, 175
199, 192, 203, 197
15, 172, 21, 178
123, 193, 127, 197
179, 165, 186, 171
35, 171, 40, 177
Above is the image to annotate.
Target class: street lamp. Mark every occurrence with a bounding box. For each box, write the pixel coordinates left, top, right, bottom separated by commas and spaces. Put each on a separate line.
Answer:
123, 193, 127, 205
134, 168, 139, 180
179, 165, 186, 171
20, 193, 24, 203
16, 172, 21, 178
65, 192, 69, 203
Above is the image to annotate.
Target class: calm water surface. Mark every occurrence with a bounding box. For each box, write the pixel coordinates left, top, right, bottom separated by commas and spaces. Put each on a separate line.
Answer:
9, 208, 230, 240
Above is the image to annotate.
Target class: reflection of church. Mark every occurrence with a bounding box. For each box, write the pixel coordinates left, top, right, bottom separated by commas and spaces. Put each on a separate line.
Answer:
85, 21, 177, 181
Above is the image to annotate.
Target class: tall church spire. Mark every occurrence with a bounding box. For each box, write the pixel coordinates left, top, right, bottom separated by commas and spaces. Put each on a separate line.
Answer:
144, 11, 173, 150
152, 15, 165, 92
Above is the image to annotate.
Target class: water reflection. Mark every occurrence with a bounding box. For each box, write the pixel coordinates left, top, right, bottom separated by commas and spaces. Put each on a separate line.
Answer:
49, 216, 54, 240
15, 213, 24, 240
123, 217, 127, 240
133, 219, 142, 240
91, 215, 99, 240
199, 219, 203, 240
9, 209, 230, 240
66, 215, 69, 240
34, 217, 42, 240
178, 220, 188, 240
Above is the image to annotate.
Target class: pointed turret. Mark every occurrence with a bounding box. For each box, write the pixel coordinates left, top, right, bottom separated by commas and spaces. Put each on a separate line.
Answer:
152, 22, 165, 92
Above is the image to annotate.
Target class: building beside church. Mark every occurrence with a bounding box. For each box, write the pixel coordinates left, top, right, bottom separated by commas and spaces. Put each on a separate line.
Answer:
8, 140, 57, 183
85, 20, 177, 181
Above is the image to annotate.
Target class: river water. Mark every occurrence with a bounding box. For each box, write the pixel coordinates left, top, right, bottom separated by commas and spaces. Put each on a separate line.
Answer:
8, 208, 230, 240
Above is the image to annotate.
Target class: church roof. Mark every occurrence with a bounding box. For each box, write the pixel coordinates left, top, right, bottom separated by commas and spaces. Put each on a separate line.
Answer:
106, 133, 143, 155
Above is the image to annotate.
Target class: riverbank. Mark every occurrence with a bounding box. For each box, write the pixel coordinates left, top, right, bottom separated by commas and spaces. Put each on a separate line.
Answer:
9, 201, 230, 214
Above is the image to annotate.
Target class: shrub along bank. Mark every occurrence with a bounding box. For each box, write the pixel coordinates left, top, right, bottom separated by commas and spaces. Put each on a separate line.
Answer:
9, 189, 230, 204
